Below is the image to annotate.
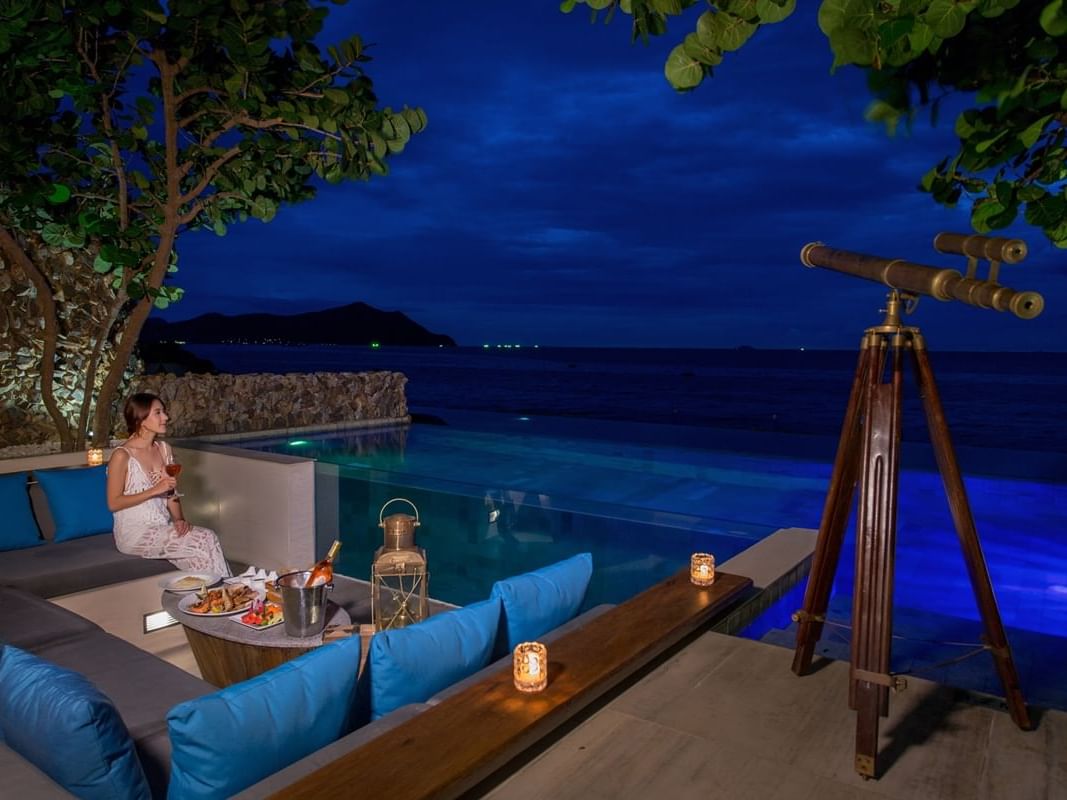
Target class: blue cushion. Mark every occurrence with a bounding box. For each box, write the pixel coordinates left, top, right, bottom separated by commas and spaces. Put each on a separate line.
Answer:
0, 473, 41, 551
0, 646, 150, 800
490, 553, 593, 652
34, 465, 113, 542
167, 633, 362, 800
368, 597, 501, 720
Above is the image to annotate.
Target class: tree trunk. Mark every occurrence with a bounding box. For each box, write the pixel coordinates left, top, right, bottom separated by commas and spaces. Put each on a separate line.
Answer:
0, 226, 74, 450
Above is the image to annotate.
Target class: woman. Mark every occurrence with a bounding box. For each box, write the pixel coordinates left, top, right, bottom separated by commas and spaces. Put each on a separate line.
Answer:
106, 392, 230, 576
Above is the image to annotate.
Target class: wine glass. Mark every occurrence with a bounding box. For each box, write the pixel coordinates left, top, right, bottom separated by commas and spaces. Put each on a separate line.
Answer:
164, 462, 183, 498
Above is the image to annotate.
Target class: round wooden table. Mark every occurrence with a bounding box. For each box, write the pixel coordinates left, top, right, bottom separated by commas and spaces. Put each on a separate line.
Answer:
163, 586, 350, 687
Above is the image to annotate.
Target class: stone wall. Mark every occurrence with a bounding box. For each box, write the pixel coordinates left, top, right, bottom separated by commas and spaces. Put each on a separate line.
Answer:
125, 371, 408, 438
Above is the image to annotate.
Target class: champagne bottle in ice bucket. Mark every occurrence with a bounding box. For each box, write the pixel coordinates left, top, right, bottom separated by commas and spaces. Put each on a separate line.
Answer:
305, 540, 342, 587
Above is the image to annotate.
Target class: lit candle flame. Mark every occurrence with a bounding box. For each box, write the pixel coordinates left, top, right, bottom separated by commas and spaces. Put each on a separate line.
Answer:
526, 651, 540, 676
699, 564, 709, 578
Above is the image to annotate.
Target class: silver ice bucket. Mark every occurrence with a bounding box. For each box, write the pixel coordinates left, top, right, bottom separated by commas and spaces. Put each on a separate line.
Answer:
277, 570, 331, 637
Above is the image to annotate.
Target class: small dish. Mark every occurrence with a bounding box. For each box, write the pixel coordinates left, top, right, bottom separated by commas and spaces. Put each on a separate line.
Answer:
160, 572, 221, 593
231, 615, 285, 631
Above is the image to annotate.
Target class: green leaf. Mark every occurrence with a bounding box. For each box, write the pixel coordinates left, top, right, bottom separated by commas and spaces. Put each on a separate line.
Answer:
829, 27, 876, 66
664, 44, 704, 90
818, 0, 874, 36
971, 199, 1006, 233
923, 0, 971, 38
213, 220, 227, 236
1040, 0, 1067, 36
1019, 114, 1052, 149
755, 0, 795, 24
45, 184, 71, 204
974, 130, 1008, 153
324, 88, 348, 105
153, 295, 170, 310
683, 32, 722, 65
93, 254, 113, 273
41, 223, 65, 245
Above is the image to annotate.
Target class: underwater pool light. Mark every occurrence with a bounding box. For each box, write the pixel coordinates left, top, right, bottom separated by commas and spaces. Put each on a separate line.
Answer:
288, 440, 311, 447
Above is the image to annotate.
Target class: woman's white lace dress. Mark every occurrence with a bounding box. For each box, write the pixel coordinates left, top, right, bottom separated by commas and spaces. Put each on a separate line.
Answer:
110, 443, 230, 575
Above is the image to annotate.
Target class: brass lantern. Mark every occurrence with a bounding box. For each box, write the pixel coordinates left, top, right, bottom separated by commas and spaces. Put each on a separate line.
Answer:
371, 498, 429, 631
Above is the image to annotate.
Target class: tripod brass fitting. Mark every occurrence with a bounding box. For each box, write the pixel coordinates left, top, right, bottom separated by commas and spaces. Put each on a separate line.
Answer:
800, 237, 1044, 320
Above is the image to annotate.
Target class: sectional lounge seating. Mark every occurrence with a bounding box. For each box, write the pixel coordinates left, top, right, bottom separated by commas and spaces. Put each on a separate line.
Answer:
0, 467, 173, 598
1, 466, 602, 800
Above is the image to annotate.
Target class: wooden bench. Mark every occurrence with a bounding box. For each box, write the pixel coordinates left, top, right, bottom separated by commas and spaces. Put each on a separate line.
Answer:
273, 569, 752, 800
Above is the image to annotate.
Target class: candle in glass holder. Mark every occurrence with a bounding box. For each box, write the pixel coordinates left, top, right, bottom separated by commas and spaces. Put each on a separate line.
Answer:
86, 448, 105, 466
690, 552, 715, 586
513, 641, 548, 693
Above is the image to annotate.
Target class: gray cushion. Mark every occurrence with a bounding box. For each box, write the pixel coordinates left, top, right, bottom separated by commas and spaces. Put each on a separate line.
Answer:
231, 703, 431, 799
27, 480, 56, 542
0, 742, 76, 799
132, 726, 172, 799
30, 630, 214, 788
0, 587, 102, 650
0, 534, 173, 598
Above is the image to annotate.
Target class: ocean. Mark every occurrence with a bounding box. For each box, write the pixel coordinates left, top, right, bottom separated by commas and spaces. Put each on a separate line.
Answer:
183, 344, 1067, 463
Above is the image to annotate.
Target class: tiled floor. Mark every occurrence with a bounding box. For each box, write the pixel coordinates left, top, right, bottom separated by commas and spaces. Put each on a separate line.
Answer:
480, 633, 1067, 800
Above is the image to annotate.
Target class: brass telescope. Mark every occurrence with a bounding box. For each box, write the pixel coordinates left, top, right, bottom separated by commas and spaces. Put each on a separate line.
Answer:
800, 237, 1043, 319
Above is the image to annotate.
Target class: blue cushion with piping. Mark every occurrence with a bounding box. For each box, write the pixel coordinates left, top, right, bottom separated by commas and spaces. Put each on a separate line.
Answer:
167, 633, 362, 800
490, 553, 593, 653
0, 646, 150, 800
0, 473, 41, 551
368, 597, 502, 720
34, 465, 113, 542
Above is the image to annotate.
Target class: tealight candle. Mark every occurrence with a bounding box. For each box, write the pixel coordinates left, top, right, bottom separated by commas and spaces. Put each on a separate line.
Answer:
690, 552, 715, 587
513, 641, 548, 693
86, 448, 105, 466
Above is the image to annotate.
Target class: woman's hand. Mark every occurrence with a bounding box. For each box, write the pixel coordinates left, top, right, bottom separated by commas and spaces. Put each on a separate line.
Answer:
151, 475, 177, 497
173, 519, 191, 536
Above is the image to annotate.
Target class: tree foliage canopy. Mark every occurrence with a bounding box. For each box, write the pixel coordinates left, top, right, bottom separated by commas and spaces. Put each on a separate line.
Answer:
0, 0, 424, 448
562, 0, 1067, 247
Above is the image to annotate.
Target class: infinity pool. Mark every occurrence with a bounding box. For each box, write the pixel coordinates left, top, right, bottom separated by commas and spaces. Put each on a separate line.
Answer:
240, 408, 1066, 627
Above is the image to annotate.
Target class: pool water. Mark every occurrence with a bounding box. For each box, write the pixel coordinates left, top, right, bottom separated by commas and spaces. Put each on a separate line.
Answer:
240, 408, 1067, 707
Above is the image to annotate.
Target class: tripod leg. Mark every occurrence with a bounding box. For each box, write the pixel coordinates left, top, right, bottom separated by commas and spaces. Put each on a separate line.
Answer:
792, 339, 875, 676
851, 343, 904, 778
910, 345, 1032, 730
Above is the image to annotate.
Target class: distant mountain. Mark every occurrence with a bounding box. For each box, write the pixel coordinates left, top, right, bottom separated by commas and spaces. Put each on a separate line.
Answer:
142, 302, 456, 347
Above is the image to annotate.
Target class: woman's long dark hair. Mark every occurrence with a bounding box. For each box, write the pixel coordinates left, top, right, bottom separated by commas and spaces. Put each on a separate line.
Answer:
123, 392, 164, 435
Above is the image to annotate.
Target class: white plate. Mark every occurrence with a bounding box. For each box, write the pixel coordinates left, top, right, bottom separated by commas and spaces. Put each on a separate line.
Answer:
160, 572, 221, 593
178, 591, 254, 617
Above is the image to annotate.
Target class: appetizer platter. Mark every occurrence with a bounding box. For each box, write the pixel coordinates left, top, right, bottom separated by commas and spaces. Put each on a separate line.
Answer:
179, 584, 257, 616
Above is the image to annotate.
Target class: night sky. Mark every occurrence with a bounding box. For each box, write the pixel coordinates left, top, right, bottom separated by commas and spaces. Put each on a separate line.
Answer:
162, 2, 1067, 351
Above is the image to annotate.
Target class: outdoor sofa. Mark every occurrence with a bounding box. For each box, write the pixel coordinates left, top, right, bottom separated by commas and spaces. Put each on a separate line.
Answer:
0, 468, 601, 799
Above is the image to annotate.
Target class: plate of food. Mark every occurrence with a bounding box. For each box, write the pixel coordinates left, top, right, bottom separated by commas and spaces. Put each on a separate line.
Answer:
232, 601, 285, 631
179, 585, 257, 616
161, 572, 221, 593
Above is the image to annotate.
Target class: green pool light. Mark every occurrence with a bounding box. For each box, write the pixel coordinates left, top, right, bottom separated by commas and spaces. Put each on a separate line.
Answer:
370, 341, 381, 349
288, 440, 311, 447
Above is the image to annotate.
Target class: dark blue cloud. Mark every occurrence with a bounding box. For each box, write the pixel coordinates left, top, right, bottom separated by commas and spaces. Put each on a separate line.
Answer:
166, 1, 1066, 350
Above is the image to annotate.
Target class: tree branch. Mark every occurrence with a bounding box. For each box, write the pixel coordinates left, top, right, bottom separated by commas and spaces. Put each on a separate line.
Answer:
0, 228, 73, 449
179, 192, 247, 226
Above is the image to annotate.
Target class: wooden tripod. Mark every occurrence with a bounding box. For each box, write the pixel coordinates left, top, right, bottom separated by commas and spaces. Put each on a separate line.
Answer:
791, 292, 1032, 779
